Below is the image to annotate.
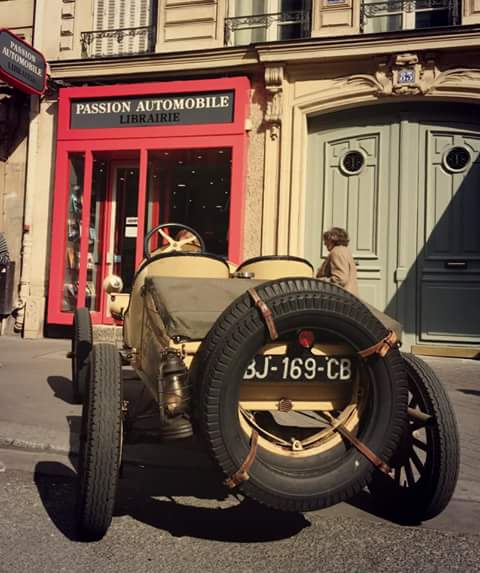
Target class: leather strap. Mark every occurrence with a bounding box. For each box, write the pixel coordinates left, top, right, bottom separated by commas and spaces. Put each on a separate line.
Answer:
248, 288, 279, 341
224, 430, 259, 488
358, 330, 398, 359
323, 412, 391, 475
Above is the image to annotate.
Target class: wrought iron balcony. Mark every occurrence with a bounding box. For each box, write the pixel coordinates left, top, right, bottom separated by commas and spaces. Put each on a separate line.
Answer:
80, 26, 155, 59
361, 0, 460, 33
224, 11, 310, 46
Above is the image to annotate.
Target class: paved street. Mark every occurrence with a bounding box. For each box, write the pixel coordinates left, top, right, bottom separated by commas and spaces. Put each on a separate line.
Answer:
0, 336, 479, 572
0, 460, 479, 573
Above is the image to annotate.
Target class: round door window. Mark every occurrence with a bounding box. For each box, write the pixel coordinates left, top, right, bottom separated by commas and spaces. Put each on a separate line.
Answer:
340, 150, 365, 176
443, 146, 471, 173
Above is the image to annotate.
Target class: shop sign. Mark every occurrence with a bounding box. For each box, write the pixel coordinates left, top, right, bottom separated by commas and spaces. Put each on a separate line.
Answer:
0, 28, 47, 95
70, 91, 234, 129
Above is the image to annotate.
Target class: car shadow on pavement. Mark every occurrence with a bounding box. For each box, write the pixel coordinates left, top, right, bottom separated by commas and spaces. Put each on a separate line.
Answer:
34, 462, 80, 541
457, 388, 480, 397
121, 495, 310, 542
47, 375, 77, 405
33, 459, 311, 543
347, 490, 422, 527
115, 460, 311, 542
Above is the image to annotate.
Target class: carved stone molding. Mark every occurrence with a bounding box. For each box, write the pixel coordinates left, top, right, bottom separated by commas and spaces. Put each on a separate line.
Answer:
427, 67, 480, 93
346, 52, 480, 99
264, 65, 284, 140
347, 52, 436, 96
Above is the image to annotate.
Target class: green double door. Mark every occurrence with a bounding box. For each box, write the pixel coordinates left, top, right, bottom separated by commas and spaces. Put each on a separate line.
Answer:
306, 104, 480, 347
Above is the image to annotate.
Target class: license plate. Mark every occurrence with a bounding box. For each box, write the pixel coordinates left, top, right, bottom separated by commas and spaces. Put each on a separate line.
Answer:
243, 355, 355, 383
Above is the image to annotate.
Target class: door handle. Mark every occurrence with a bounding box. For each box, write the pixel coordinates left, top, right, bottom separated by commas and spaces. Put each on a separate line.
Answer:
445, 260, 467, 269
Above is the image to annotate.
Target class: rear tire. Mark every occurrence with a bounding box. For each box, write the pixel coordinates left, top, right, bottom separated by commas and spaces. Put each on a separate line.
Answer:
369, 353, 460, 522
194, 278, 408, 513
72, 307, 93, 404
77, 343, 122, 541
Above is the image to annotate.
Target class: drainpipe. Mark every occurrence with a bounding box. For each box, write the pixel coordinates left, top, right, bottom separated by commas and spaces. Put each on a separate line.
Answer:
14, 95, 40, 333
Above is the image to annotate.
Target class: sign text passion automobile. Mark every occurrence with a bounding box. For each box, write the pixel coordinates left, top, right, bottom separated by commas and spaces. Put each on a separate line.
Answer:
0, 28, 47, 95
70, 91, 235, 129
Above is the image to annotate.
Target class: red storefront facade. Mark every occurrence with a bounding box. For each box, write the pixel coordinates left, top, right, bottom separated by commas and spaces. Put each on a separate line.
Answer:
47, 76, 250, 326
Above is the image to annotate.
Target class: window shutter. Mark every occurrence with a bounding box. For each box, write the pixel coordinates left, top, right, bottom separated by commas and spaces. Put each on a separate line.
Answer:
93, 0, 153, 56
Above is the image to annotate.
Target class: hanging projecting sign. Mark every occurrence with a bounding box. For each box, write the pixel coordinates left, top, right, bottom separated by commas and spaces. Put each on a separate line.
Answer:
0, 29, 47, 96
70, 91, 235, 129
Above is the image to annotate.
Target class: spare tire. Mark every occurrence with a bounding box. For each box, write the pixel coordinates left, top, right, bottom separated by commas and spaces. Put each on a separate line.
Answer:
193, 278, 408, 513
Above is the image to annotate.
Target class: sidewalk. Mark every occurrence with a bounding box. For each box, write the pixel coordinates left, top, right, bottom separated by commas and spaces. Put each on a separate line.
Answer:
0, 334, 479, 501
0, 335, 215, 470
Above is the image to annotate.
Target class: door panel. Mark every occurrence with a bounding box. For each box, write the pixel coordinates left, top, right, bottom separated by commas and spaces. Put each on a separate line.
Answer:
306, 123, 395, 311
307, 106, 480, 347
419, 127, 480, 343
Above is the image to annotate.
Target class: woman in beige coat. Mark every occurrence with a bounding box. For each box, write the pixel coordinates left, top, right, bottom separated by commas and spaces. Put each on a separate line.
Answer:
316, 227, 358, 296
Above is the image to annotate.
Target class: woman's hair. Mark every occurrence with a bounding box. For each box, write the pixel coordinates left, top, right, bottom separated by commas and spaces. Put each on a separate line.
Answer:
323, 227, 350, 247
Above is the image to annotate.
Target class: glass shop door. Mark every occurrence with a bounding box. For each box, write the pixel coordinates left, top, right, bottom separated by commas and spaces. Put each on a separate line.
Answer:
106, 163, 139, 310
73, 156, 141, 324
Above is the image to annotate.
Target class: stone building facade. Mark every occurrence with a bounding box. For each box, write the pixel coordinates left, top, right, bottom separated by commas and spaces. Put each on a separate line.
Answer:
5, 0, 480, 355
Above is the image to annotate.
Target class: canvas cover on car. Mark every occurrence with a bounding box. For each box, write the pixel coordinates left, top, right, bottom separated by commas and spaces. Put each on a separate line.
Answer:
143, 276, 403, 342
144, 277, 267, 341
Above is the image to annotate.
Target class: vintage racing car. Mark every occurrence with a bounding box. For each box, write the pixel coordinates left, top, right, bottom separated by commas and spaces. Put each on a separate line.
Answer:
71, 223, 460, 541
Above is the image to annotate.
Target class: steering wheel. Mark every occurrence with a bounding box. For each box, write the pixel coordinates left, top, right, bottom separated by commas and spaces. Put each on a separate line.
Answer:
143, 222, 206, 260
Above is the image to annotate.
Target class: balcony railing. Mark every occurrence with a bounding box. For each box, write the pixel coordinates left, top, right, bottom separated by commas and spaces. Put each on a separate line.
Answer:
224, 11, 310, 46
80, 26, 156, 59
360, 0, 460, 33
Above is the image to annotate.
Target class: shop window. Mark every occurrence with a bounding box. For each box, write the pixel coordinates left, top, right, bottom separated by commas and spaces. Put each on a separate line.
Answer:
225, 0, 311, 46
146, 148, 232, 256
62, 153, 85, 312
361, 0, 460, 34
62, 154, 109, 312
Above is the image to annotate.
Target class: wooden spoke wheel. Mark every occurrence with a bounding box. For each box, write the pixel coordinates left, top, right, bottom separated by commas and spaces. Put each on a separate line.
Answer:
369, 353, 460, 522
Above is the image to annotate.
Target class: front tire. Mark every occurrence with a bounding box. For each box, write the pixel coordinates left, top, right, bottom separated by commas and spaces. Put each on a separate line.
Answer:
369, 353, 460, 522
77, 343, 123, 541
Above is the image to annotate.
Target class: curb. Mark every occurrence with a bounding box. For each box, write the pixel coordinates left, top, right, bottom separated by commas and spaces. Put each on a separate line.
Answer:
0, 433, 218, 473
0, 434, 78, 456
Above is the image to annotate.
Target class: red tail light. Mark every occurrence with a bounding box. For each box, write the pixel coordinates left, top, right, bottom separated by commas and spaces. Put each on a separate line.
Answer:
298, 330, 315, 348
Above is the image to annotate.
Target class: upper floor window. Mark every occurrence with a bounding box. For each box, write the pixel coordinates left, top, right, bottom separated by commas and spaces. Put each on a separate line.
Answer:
81, 0, 156, 58
361, 0, 460, 33
225, 0, 311, 46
